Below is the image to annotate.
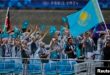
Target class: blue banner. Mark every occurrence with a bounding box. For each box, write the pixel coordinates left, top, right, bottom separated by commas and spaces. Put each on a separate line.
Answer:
0, 0, 110, 9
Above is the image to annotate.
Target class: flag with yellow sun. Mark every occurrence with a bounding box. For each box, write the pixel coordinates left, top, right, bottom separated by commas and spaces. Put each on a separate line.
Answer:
67, 0, 104, 37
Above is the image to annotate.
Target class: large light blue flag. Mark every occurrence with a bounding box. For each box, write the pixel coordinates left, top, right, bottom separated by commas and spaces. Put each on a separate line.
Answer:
67, 0, 104, 37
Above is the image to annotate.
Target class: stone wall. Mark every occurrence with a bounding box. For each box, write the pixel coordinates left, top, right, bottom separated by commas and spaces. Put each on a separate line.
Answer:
0, 9, 110, 28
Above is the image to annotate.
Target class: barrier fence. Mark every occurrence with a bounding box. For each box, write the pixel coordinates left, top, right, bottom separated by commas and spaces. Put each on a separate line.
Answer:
0, 57, 107, 75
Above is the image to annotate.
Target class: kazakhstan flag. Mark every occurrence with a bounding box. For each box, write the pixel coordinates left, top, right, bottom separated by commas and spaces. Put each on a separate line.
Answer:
67, 0, 104, 37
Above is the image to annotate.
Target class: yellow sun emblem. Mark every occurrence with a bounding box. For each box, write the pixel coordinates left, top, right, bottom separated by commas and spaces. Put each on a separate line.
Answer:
80, 11, 88, 22
78, 11, 90, 26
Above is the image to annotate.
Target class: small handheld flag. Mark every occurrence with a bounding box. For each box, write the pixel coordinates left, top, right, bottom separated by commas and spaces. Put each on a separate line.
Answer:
4, 7, 12, 32
62, 17, 67, 23
22, 20, 29, 29
40, 24, 45, 32
49, 25, 57, 37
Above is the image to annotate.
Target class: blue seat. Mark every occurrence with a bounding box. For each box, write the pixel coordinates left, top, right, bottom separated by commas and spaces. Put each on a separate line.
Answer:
57, 60, 74, 75
0, 60, 15, 73
50, 51, 60, 60
27, 63, 41, 74
14, 63, 23, 74
0, 62, 6, 73
44, 61, 57, 75
5, 60, 15, 69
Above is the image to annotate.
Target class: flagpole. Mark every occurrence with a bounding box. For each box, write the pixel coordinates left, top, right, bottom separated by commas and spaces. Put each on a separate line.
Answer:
5, 7, 9, 26
3, 7, 10, 32
95, 0, 109, 35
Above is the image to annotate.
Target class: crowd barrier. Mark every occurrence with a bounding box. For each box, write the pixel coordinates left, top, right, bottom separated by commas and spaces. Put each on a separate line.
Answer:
0, 57, 105, 75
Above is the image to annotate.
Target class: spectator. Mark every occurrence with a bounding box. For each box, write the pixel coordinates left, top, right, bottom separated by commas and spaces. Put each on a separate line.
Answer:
21, 40, 30, 64
97, 33, 106, 59
97, 33, 106, 51
38, 42, 49, 63
50, 37, 62, 61
0, 38, 2, 57
65, 37, 76, 59
82, 32, 95, 59
103, 40, 110, 67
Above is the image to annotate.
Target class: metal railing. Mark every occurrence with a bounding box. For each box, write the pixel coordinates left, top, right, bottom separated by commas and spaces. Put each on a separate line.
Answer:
0, 57, 107, 75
